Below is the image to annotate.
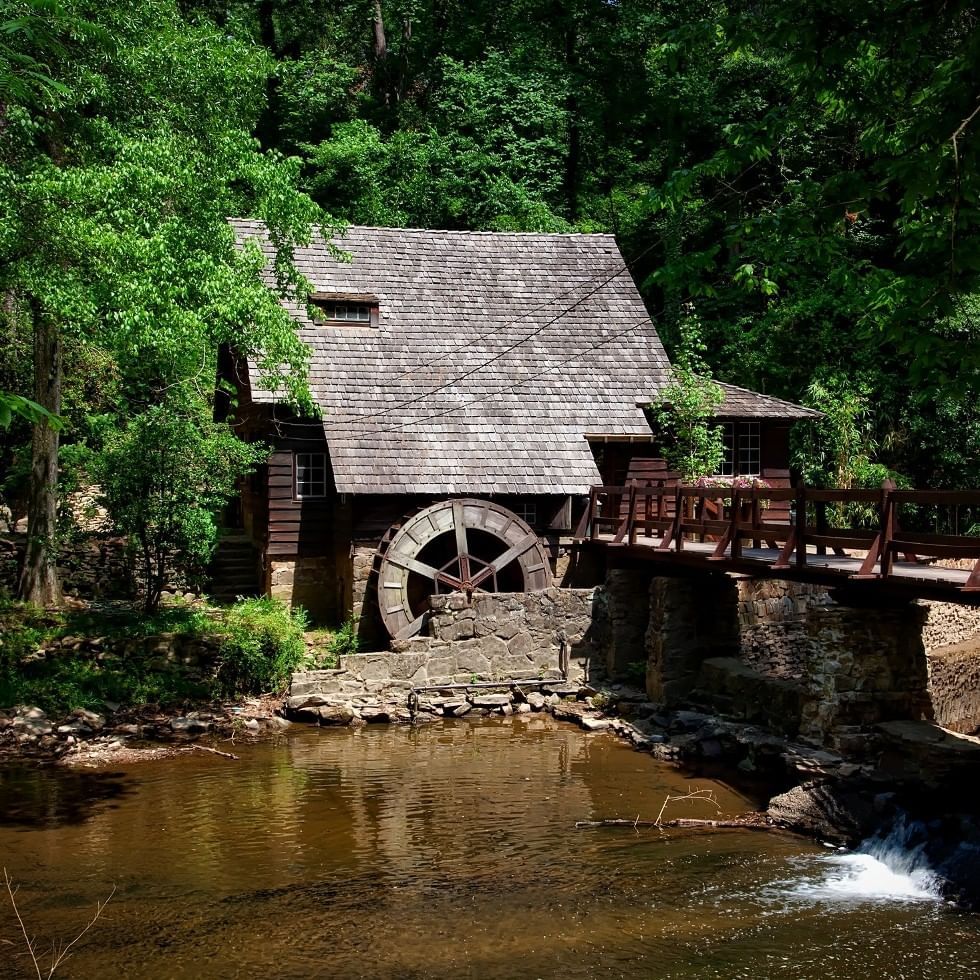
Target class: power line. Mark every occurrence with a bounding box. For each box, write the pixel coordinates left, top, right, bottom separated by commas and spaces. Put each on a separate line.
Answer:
388, 311, 666, 431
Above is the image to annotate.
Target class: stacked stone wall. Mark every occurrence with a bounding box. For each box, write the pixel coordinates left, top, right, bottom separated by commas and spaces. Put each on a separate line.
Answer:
603, 569, 652, 676
645, 575, 739, 705
291, 588, 601, 699
921, 600, 980, 652
267, 556, 337, 623
800, 602, 932, 750
736, 579, 832, 681
0, 533, 135, 599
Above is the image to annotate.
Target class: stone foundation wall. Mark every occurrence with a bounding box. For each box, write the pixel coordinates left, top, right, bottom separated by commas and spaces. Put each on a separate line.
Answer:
291, 587, 601, 699
645, 575, 739, 706
927, 646, 980, 735
603, 569, 652, 676
267, 556, 336, 623
0, 533, 135, 599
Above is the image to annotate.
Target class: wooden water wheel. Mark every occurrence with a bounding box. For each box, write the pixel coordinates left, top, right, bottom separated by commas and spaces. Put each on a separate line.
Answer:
377, 498, 552, 640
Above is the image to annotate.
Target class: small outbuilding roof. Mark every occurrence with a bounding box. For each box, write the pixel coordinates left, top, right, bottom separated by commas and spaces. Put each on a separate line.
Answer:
232, 221, 815, 495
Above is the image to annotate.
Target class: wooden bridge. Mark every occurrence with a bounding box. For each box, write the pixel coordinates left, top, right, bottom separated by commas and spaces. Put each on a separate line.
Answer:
574, 482, 980, 606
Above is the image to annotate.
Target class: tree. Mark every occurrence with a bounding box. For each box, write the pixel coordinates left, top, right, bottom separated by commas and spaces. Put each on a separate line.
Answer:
648, 306, 725, 481
95, 403, 265, 611
0, 1, 334, 606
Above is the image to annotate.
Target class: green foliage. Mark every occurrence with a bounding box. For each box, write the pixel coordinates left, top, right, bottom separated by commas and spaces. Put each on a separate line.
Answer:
0, 392, 62, 430
792, 376, 906, 492
0, 594, 306, 712
648, 306, 725, 480
212, 597, 307, 697
327, 616, 360, 658
94, 403, 266, 611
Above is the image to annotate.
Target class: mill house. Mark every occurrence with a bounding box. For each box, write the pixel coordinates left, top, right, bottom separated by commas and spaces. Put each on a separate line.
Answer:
216, 222, 815, 645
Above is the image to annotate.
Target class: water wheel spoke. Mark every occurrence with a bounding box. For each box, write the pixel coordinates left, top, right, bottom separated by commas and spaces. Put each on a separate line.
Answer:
386, 553, 442, 580
469, 531, 539, 588
452, 500, 469, 558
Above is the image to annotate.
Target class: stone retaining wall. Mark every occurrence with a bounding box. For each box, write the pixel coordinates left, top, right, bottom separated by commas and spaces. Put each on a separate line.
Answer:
921, 600, 980, 652
0, 533, 136, 599
291, 588, 602, 701
800, 602, 932, 751
928, 645, 980, 735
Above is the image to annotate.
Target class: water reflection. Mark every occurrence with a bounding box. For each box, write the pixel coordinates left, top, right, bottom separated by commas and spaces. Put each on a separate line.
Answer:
0, 766, 131, 829
1, 718, 978, 980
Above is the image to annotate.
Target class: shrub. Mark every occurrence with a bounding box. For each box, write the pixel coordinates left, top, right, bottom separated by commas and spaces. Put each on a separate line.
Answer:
327, 616, 360, 658
212, 597, 307, 697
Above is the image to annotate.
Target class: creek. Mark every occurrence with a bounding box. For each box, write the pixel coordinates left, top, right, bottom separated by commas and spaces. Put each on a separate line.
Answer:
0, 716, 977, 979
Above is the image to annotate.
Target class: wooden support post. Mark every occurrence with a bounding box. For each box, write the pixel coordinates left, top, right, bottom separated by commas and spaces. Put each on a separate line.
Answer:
795, 484, 807, 569
616, 482, 636, 545
675, 486, 685, 552
880, 488, 896, 579
713, 487, 739, 560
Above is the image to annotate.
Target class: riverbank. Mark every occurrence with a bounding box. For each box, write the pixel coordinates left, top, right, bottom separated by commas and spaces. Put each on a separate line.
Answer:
0, 694, 290, 768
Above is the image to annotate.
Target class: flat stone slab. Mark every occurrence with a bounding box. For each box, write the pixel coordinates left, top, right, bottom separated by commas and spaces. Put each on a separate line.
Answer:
470, 693, 513, 709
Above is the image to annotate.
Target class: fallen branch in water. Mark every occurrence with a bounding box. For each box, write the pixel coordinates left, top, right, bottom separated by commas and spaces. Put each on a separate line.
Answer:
186, 744, 239, 761
4, 866, 115, 979
576, 786, 772, 832
575, 814, 774, 831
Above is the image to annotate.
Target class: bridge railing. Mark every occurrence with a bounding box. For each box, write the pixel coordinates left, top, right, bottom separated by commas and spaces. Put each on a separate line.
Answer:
579, 482, 980, 593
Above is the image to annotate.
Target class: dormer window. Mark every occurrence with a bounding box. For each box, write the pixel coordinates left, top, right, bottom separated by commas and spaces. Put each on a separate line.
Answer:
309, 292, 379, 328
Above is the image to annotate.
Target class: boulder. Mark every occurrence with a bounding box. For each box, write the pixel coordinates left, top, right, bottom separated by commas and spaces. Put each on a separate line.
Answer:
526, 692, 547, 712
317, 705, 355, 725
767, 780, 878, 843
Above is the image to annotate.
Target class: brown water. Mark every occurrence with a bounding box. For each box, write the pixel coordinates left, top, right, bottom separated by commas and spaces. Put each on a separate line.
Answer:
1, 716, 978, 979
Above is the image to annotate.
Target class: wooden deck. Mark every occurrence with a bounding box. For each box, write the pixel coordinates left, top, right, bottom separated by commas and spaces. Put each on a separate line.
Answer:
575, 484, 980, 606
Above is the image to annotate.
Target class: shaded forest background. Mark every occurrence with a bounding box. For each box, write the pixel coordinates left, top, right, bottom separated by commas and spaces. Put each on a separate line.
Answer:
2, 0, 980, 604
196, 0, 980, 488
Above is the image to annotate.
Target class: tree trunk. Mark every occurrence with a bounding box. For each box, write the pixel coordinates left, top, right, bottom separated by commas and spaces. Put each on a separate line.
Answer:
18, 299, 62, 607
372, 0, 388, 62
565, 23, 580, 222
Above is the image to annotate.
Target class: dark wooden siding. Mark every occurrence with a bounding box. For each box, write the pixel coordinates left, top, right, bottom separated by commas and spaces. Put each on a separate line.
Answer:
761, 422, 791, 475
266, 441, 336, 557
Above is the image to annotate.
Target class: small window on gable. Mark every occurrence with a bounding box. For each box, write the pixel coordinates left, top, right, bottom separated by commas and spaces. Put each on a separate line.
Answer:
295, 452, 327, 498
309, 293, 378, 327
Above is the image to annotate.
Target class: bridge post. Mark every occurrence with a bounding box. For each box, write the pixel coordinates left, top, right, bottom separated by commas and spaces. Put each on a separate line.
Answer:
801, 598, 933, 752
645, 573, 739, 705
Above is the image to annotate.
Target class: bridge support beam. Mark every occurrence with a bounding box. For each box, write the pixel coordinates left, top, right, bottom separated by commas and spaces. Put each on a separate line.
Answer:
645, 574, 739, 705
801, 599, 933, 751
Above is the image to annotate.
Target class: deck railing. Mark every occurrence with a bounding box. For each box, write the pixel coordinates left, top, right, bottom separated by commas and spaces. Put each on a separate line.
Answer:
577, 483, 980, 594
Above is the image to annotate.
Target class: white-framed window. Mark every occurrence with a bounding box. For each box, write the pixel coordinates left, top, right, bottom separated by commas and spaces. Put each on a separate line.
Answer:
310, 299, 373, 324
720, 422, 761, 477
295, 452, 328, 498
738, 422, 761, 477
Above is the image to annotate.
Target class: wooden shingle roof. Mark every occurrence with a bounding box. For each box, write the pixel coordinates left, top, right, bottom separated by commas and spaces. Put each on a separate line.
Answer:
232, 221, 813, 494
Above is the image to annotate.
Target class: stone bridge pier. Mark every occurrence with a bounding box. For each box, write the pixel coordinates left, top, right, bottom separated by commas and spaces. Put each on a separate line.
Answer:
605, 568, 934, 748
800, 599, 932, 750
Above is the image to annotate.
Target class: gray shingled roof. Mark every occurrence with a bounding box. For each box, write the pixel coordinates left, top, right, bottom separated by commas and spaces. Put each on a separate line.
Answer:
232, 221, 813, 494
